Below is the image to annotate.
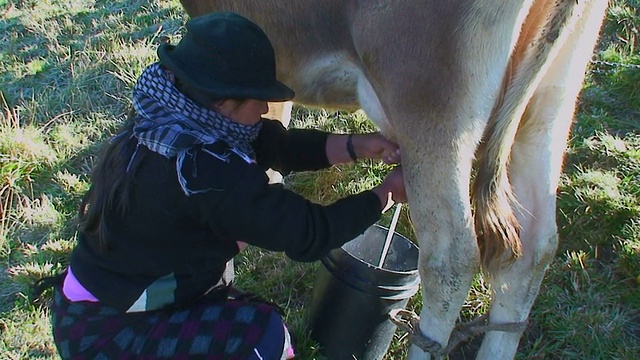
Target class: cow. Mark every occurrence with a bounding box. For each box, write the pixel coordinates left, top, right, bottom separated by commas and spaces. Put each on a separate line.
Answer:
178, 0, 609, 359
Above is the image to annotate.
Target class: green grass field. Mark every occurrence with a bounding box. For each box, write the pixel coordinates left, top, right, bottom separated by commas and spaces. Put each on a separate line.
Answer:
1, 0, 639, 359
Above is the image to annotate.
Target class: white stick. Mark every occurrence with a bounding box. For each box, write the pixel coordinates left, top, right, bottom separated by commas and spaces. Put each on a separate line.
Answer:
378, 203, 403, 268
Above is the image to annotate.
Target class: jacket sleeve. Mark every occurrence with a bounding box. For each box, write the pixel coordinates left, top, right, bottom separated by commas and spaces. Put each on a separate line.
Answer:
251, 118, 332, 175
190, 152, 382, 262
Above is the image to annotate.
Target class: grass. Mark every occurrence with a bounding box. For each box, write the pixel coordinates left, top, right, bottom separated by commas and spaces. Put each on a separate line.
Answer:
1, 0, 639, 359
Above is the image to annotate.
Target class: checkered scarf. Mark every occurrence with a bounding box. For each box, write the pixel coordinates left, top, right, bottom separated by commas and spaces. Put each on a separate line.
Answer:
130, 63, 262, 195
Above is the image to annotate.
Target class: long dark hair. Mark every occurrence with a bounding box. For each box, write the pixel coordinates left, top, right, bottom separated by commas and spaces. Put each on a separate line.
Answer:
78, 110, 147, 251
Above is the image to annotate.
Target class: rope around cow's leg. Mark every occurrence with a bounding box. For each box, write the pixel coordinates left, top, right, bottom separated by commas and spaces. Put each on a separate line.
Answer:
388, 309, 446, 359
389, 308, 528, 358
441, 312, 528, 354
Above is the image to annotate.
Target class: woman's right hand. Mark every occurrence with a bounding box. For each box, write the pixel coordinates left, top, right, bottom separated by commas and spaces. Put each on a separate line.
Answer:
372, 166, 407, 212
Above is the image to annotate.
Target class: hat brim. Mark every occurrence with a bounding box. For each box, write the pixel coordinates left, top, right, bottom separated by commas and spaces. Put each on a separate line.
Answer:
158, 43, 295, 102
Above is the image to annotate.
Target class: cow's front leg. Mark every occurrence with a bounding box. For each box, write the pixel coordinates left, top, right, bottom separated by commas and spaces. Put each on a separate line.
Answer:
264, 101, 294, 184
403, 134, 481, 360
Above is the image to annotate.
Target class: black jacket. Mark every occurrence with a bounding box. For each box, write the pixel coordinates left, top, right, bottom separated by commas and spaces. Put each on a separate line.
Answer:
70, 119, 382, 312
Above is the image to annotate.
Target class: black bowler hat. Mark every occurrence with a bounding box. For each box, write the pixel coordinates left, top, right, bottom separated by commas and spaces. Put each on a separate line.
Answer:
157, 12, 295, 102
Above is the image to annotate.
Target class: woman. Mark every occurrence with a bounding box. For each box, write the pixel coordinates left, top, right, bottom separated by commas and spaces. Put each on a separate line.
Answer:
44, 11, 406, 359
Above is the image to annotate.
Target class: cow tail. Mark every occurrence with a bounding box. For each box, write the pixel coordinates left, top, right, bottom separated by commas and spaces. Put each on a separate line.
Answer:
472, 0, 583, 274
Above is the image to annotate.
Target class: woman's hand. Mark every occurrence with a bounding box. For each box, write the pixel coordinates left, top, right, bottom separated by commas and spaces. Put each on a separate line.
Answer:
325, 133, 401, 165
372, 166, 407, 212
352, 133, 401, 164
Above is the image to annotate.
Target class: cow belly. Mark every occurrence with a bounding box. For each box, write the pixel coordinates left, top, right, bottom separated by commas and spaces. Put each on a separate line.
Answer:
287, 54, 361, 110
289, 53, 395, 138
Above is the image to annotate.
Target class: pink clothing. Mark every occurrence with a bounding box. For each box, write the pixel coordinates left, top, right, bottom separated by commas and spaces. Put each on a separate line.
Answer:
62, 267, 99, 302
283, 323, 296, 359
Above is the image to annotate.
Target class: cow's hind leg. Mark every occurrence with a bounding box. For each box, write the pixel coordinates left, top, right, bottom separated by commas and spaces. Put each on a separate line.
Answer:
354, 63, 482, 359
477, 2, 608, 358
349, 2, 540, 359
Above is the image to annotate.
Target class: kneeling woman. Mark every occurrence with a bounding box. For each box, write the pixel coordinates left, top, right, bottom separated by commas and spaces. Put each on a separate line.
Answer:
42, 11, 406, 359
